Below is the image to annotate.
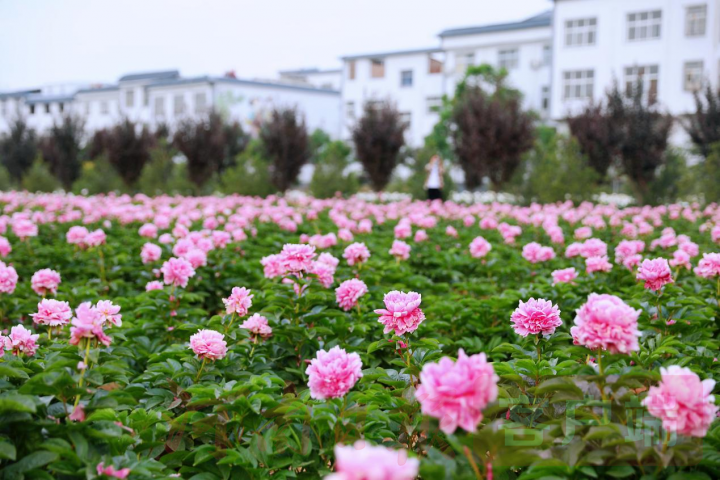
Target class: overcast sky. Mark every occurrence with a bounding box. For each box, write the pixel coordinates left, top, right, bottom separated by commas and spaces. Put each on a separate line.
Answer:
0, 0, 552, 91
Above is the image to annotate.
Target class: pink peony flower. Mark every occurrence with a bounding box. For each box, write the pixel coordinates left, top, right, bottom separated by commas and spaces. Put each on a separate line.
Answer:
12, 219, 38, 240
96, 462, 130, 479
0, 236, 11, 257
0, 262, 18, 294
316, 252, 339, 269
182, 248, 207, 269
394, 222, 412, 239
510, 298, 562, 337
445, 225, 458, 238
669, 249, 691, 270
580, 238, 608, 258
31, 268, 61, 296
223, 287, 253, 316
95, 300, 122, 327
343, 242, 370, 266
469, 236, 492, 258
261, 254, 285, 279
5, 324, 40, 356
570, 293, 641, 354
335, 279, 368, 311
85, 229, 106, 247
522, 242, 555, 263
240, 313, 272, 337
145, 280, 164, 292
189, 329, 227, 360
67, 226, 89, 246
31, 299, 72, 327
141, 243, 162, 264
374, 291, 425, 336
279, 244, 316, 273
389, 240, 411, 261
326, 441, 419, 480
636, 258, 673, 291
160, 257, 196, 288
552, 267, 577, 285
306, 346, 363, 400
622, 254, 643, 271
69, 302, 112, 346
694, 253, 720, 278
338, 228, 354, 242
643, 366, 718, 438
309, 260, 335, 288
138, 223, 158, 238
414, 230, 428, 242
585, 255, 613, 274
415, 349, 499, 434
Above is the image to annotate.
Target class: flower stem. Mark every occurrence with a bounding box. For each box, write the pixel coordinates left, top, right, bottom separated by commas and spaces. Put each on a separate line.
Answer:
195, 357, 208, 382
597, 349, 609, 424
73, 339, 92, 407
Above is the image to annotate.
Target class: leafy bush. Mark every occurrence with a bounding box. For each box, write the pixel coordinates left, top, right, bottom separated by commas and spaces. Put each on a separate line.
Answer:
511, 135, 599, 204
309, 140, 359, 198
20, 157, 61, 192
0, 118, 38, 182
219, 140, 276, 197
38, 115, 85, 189
71, 157, 126, 195
260, 107, 311, 192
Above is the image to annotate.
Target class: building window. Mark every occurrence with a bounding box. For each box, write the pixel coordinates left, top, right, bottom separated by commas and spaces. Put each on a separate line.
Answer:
154, 97, 165, 116
29, 104, 35, 115
686, 5, 707, 37
100, 101, 109, 114
400, 70, 413, 87
194, 92, 207, 114
348, 60, 356, 80
126, 89, 135, 108
565, 18, 597, 46
541, 86, 550, 110
44, 104, 50, 114
625, 65, 659, 104
173, 94, 185, 115
59, 102, 64, 113
542, 44, 552, 65
563, 70, 594, 100
399, 112, 411, 129
371, 59, 385, 78
0, 100, 5, 116
85, 102, 91, 115
456, 52, 475, 74
143, 90, 149, 107
627, 10, 662, 41
426, 96, 442, 113
345, 101, 355, 121
684, 61, 704, 91
498, 48, 519, 69
428, 56, 443, 74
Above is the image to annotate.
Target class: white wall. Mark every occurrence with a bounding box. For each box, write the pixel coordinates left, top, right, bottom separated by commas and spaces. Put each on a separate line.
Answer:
72, 90, 121, 134
552, 0, 720, 121
341, 52, 445, 147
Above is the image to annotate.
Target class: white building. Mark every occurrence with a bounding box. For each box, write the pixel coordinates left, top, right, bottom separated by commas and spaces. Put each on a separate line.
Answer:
340, 11, 553, 147
551, 0, 720, 123
278, 68, 342, 91
0, 70, 341, 139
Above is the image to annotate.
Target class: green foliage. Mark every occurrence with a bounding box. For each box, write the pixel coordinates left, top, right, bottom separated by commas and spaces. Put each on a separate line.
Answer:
260, 107, 310, 192
680, 142, 720, 204
71, 157, 126, 195
309, 140, 359, 198
20, 157, 61, 192
0, 165, 15, 191
511, 135, 599, 204
643, 148, 689, 205
137, 142, 177, 196
0, 118, 37, 182
38, 115, 85, 189
219, 140, 276, 197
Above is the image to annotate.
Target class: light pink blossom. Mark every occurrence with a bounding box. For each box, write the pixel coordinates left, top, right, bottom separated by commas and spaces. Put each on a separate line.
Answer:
326, 442, 419, 480
551, 267, 577, 285
571, 294, 641, 354
31, 299, 72, 327
306, 346, 363, 400
189, 329, 227, 361
374, 291, 425, 335
510, 298, 562, 337
223, 287, 253, 316
335, 279, 368, 311
161, 257, 196, 288
343, 242, 370, 266
31, 268, 61, 296
636, 258, 673, 291
240, 313, 272, 338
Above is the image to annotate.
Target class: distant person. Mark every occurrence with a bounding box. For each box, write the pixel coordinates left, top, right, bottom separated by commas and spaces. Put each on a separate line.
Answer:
424, 155, 444, 200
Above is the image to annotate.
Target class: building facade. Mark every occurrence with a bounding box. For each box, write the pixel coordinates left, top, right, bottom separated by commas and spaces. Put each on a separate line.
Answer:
0, 70, 341, 139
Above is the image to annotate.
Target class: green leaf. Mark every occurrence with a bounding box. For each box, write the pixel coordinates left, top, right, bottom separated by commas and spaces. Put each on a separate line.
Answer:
0, 394, 37, 414
0, 440, 17, 461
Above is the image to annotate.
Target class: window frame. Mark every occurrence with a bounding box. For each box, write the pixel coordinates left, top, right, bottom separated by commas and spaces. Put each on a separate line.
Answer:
627, 10, 662, 42
684, 60, 704, 92
562, 69, 595, 100
498, 48, 519, 70
400, 70, 413, 87
564, 17, 597, 47
624, 64, 660, 104
685, 4, 707, 37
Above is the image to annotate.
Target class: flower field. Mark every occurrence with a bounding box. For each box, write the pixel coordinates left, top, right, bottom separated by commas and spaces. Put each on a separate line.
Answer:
0, 192, 719, 480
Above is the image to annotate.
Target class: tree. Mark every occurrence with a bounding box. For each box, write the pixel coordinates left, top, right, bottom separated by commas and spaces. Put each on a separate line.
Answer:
684, 84, 720, 158
221, 121, 249, 173
608, 82, 673, 202
449, 65, 535, 190
352, 101, 407, 191
39, 115, 85, 189
173, 112, 227, 187
0, 118, 37, 182
567, 102, 622, 180
260, 107, 310, 192
94, 119, 155, 187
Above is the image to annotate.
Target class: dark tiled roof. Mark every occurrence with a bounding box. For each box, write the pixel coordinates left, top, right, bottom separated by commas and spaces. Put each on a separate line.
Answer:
0, 89, 41, 100
279, 68, 342, 75
439, 10, 552, 37
341, 47, 443, 61
118, 70, 180, 82
75, 85, 120, 94
25, 93, 75, 104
